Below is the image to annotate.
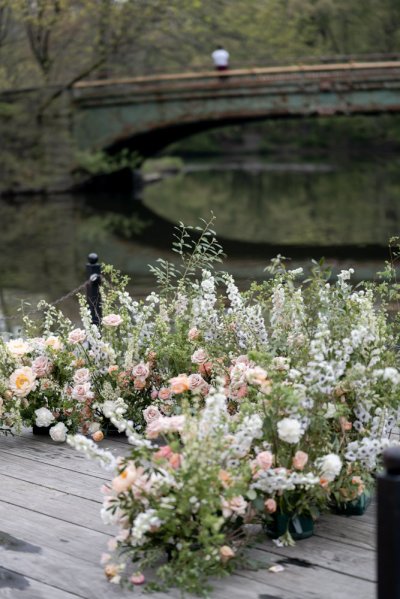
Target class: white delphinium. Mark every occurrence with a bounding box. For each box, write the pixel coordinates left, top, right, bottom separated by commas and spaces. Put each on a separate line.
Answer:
224, 274, 268, 349
345, 437, 400, 470
102, 401, 153, 449
252, 468, 319, 494
227, 414, 263, 460
191, 270, 220, 341
198, 378, 228, 439
337, 268, 354, 290
67, 434, 117, 471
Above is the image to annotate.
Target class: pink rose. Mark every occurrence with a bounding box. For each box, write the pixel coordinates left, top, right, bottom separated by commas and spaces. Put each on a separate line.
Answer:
72, 382, 94, 402
143, 405, 161, 423
191, 349, 208, 364
158, 387, 171, 401
68, 328, 86, 344
130, 573, 145, 585
151, 389, 158, 400
255, 451, 273, 470
264, 498, 277, 514
132, 362, 150, 379
292, 450, 309, 470
102, 314, 123, 327
73, 368, 90, 384
230, 384, 248, 400
188, 373, 208, 393
32, 355, 53, 377
168, 453, 182, 469
198, 362, 213, 377
221, 495, 248, 519
188, 327, 200, 341
154, 445, 173, 460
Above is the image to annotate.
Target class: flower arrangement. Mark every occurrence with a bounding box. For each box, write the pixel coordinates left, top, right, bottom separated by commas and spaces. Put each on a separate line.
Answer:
2, 218, 400, 593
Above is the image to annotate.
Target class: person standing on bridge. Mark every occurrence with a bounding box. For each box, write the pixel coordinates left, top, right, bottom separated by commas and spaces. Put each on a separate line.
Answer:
212, 46, 229, 72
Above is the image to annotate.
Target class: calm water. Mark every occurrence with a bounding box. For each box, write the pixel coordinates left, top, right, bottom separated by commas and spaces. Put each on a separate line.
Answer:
1, 152, 399, 332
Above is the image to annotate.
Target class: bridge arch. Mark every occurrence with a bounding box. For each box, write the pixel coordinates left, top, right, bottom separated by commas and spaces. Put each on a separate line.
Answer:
72, 61, 400, 156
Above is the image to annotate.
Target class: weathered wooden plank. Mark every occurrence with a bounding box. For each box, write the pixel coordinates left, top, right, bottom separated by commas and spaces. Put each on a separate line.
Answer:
0, 565, 81, 599
254, 532, 375, 581
315, 518, 375, 550
0, 453, 104, 502
0, 539, 170, 599
0, 502, 111, 565
241, 548, 375, 599
0, 475, 109, 534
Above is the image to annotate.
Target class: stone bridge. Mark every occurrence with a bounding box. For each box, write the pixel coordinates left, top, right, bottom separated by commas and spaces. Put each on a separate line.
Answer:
72, 60, 400, 155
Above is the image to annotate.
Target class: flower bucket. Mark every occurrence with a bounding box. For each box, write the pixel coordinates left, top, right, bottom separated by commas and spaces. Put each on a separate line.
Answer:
331, 491, 371, 516
32, 424, 51, 436
265, 513, 314, 540
104, 420, 125, 437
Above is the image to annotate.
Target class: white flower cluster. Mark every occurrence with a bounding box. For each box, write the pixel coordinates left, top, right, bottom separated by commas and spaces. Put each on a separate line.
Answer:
252, 468, 319, 494
67, 434, 117, 471
345, 437, 400, 470
131, 509, 163, 546
191, 271, 220, 341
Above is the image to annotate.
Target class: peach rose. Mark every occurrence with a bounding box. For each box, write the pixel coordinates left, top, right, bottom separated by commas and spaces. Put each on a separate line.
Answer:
45, 336, 62, 351
352, 475, 365, 495
168, 453, 182, 469
169, 375, 190, 394
92, 431, 104, 442
134, 378, 147, 390
218, 470, 233, 488
292, 450, 309, 470
221, 495, 247, 519
158, 387, 172, 401
339, 417, 352, 432
154, 445, 173, 460
108, 365, 118, 374
199, 361, 213, 377
220, 545, 235, 562
264, 498, 277, 514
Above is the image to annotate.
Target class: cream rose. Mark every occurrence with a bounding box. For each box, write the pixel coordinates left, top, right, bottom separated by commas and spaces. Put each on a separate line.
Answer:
102, 314, 123, 327
73, 368, 91, 385
158, 387, 171, 401
9, 367, 36, 397
45, 336, 62, 351
68, 328, 86, 344
72, 382, 94, 402
6, 338, 30, 356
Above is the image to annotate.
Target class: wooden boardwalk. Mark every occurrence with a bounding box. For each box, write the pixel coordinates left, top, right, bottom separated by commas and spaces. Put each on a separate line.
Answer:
0, 432, 376, 599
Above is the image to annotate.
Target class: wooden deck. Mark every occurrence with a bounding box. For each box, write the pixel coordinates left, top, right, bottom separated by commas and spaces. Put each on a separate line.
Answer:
0, 432, 376, 599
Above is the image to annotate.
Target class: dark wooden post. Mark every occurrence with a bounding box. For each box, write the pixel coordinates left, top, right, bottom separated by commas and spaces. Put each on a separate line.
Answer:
377, 446, 400, 599
86, 253, 102, 326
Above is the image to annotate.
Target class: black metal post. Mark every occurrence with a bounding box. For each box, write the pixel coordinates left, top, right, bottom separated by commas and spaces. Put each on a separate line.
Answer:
377, 446, 400, 599
86, 253, 102, 326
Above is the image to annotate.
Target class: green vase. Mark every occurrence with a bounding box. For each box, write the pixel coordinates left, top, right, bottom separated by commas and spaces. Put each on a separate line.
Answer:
332, 491, 371, 516
265, 513, 314, 540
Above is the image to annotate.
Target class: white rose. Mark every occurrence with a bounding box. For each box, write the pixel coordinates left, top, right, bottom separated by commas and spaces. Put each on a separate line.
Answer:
9, 367, 37, 397
277, 418, 302, 444
6, 338, 30, 356
68, 328, 86, 344
143, 405, 161, 423
191, 349, 208, 364
49, 422, 68, 442
45, 336, 63, 351
32, 355, 53, 377
35, 407, 55, 427
102, 314, 123, 327
73, 368, 91, 384
317, 453, 342, 482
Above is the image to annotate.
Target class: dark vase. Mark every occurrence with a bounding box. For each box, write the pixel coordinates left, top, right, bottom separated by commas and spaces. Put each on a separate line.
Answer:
32, 424, 51, 436
265, 513, 314, 540
103, 419, 125, 437
331, 491, 371, 516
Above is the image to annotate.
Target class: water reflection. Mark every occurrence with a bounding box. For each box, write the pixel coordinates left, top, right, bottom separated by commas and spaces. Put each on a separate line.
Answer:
0, 155, 397, 330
